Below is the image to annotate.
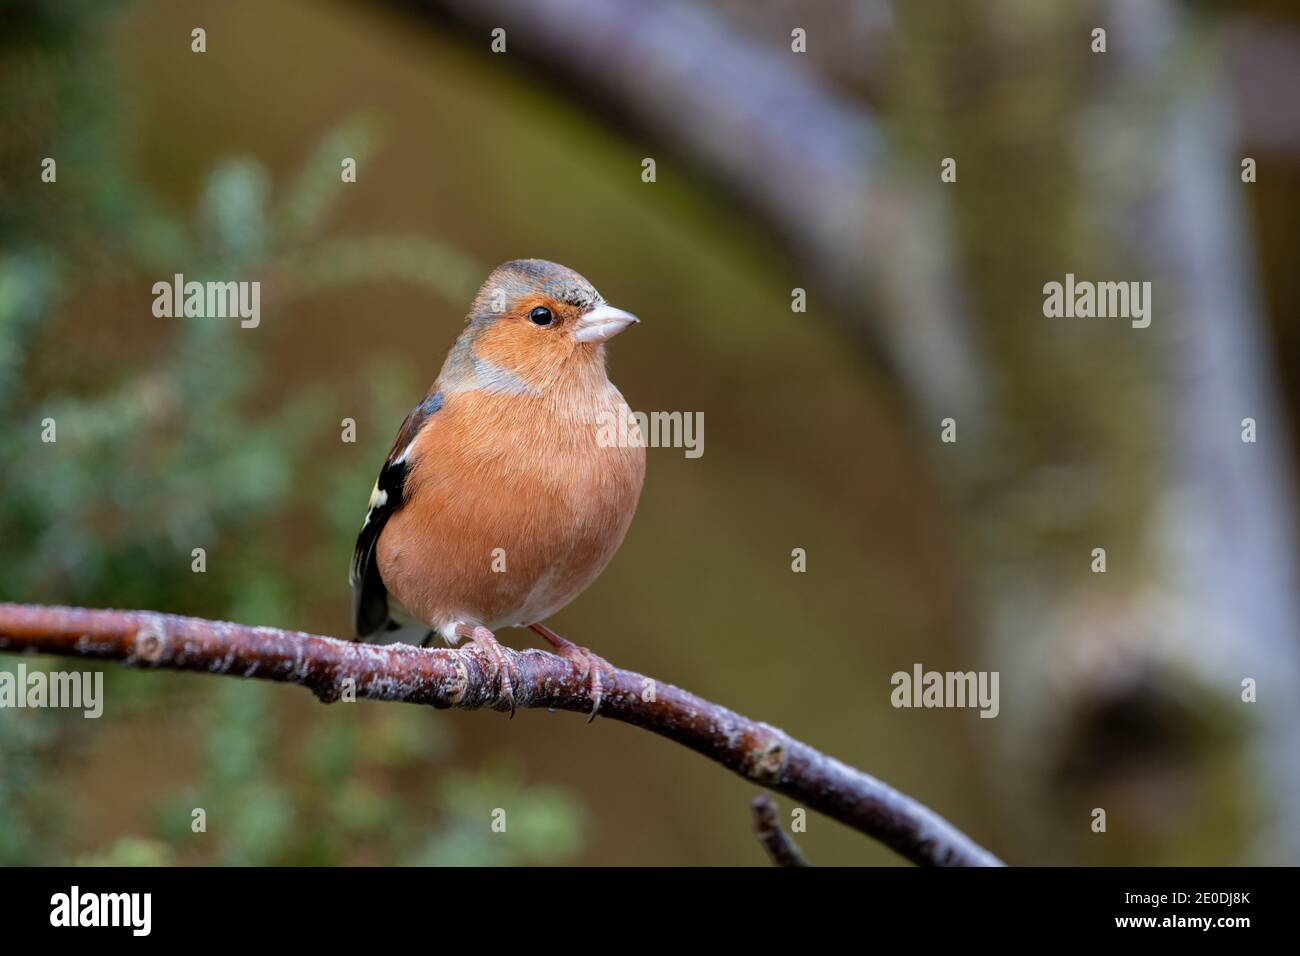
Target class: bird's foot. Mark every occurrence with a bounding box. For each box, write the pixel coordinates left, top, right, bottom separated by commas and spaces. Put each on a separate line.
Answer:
529, 623, 616, 722
455, 624, 518, 717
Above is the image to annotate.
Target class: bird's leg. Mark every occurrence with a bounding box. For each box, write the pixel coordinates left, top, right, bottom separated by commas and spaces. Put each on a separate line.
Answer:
454, 624, 518, 717
529, 623, 616, 722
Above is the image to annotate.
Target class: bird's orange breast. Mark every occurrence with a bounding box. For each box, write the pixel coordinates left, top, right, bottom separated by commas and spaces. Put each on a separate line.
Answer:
376, 384, 645, 636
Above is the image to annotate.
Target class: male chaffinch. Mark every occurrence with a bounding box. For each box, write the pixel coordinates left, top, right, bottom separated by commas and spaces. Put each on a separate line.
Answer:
349, 259, 646, 717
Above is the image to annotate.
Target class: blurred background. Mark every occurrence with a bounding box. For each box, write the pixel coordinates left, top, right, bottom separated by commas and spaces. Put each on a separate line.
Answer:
2, 0, 1299, 866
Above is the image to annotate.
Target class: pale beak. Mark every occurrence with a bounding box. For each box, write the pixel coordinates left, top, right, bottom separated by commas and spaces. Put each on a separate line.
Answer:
574, 304, 640, 344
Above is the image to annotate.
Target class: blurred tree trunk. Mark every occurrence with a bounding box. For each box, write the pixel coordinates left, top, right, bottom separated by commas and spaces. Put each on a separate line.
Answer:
892, 0, 1300, 864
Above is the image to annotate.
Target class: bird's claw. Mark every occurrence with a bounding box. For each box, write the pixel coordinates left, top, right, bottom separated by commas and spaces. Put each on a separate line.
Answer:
575, 648, 616, 723
458, 624, 519, 717
529, 623, 615, 722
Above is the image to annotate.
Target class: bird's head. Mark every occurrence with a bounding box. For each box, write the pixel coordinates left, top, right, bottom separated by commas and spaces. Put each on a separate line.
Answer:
443, 259, 639, 393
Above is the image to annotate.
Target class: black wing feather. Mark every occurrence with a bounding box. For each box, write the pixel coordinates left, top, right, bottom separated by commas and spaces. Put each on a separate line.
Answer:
349, 391, 444, 639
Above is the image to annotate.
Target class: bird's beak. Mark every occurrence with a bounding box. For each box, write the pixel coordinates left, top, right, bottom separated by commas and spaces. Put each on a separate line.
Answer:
574, 304, 640, 343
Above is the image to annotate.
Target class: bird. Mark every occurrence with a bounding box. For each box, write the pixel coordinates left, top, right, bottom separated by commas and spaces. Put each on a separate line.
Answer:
349, 259, 646, 718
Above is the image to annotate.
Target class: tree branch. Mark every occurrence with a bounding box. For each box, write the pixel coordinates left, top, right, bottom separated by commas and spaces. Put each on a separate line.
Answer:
0, 602, 1001, 867
750, 794, 811, 867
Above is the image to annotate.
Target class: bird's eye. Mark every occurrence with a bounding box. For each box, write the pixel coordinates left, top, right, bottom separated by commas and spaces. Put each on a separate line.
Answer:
529, 307, 554, 327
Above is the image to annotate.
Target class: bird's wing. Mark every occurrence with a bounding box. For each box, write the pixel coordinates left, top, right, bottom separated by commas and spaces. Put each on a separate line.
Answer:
349, 390, 444, 638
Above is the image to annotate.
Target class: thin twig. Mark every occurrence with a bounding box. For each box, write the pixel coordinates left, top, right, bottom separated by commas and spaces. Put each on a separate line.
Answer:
0, 602, 1003, 867
750, 794, 811, 867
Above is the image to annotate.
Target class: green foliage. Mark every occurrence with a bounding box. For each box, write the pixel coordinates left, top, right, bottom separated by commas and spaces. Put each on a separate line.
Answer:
0, 251, 59, 404
411, 766, 585, 866
77, 837, 174, 868
141, 685, 584, 866
0, 708, 67, 863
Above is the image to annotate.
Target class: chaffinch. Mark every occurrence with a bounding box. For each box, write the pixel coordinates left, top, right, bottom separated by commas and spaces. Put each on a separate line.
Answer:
350, 259, 646, 717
